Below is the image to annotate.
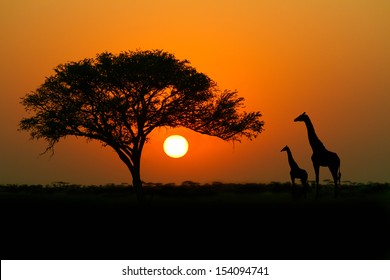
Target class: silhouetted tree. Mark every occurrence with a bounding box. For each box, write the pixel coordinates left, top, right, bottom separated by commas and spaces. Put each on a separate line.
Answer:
19, 50, 264, 197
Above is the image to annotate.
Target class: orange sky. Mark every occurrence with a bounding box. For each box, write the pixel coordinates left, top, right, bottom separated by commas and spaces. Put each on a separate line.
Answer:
1, 0, 389, 185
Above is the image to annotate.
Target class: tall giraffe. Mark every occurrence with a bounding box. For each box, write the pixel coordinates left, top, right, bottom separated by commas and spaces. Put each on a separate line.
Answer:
294, 112, 341, 197
280, 145, 308, 187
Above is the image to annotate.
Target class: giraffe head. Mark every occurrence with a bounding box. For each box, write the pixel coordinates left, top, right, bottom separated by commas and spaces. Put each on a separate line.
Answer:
294, 112, 308, 122
281, 145, 289, 152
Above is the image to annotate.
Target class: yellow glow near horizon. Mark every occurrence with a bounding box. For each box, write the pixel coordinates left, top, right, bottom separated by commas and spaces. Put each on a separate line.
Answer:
163, 135, 189, 159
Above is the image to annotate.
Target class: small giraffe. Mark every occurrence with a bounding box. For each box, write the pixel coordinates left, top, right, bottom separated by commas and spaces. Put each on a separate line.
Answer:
281, 145, 308, 188
294, 112, 341, 197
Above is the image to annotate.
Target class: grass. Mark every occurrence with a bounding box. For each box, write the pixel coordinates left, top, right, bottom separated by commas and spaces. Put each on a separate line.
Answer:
1, 181, 390, 260
1, 180, 389, 208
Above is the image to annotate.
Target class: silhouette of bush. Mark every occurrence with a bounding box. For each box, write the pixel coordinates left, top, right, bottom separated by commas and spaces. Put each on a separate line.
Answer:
1, 182, 389, 208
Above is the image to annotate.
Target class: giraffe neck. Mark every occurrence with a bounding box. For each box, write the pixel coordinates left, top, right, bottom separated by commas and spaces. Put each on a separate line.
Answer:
286, 149, 300, 170
303, 117, 325, 152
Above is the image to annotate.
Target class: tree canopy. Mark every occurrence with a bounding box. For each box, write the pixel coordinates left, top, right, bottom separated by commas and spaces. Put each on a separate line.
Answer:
19, 49, 264, 193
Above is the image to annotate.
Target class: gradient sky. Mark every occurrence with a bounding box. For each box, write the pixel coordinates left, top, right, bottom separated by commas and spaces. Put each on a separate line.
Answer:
1, 0, 389, 185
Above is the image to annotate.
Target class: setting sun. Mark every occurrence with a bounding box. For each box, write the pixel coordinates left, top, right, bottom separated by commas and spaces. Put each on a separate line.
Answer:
163, 135, 189, 158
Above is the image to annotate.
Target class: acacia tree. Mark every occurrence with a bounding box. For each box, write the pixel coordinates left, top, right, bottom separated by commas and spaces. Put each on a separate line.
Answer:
19, 50, 264, 195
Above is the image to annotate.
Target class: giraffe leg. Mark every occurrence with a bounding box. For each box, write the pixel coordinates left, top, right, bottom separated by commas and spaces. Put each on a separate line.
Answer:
302, 173, 308, 199
330, 165, 339, 198
290, 176, 296, 197
313, 163, 320, 198
299, 177, 307, 198
304, 181, 308, 199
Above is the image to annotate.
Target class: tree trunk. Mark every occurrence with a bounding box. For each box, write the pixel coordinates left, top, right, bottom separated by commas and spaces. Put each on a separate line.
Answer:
112, 143, 145, 203
130, 151, 144, 203
131, 164, 144, 202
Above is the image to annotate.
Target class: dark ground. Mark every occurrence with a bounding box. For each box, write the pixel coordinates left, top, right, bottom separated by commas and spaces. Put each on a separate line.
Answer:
1, 182, 389, 260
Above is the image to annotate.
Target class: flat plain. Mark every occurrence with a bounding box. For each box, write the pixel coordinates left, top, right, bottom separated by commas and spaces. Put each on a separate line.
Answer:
1, 181, 389, 260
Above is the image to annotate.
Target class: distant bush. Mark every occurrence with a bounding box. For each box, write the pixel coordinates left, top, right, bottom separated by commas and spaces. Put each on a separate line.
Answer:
1, 181, 389, 198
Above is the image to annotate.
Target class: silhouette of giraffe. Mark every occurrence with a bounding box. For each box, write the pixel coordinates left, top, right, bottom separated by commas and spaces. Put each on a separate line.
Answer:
281, 145, 309, 188
294, 112, 341, 197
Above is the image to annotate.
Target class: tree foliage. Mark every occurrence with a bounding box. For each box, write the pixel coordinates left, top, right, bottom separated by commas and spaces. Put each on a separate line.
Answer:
19, 50, 264, 192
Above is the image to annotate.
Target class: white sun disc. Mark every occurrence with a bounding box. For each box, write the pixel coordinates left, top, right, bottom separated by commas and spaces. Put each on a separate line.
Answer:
163, 135, 189, 158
